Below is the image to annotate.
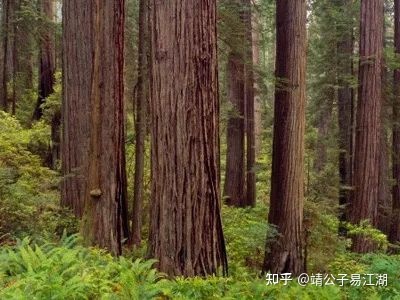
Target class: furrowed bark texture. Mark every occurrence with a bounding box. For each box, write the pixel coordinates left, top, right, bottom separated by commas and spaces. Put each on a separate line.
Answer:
350, 0, 383, 253
148, 0, 228, 277
81, 0, 128, 255
263, 0, 306, 276
391, 0, 400, 244
61, 0, 92, 217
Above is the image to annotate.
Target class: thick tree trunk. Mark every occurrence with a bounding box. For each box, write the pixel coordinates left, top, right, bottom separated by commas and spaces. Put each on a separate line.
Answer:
263, 0, 306, 276
391, 0, 400, 244
61, 0, 92, 217
350, 0, 383, 253
224, 51, 245, 207
131, 0, 148, 247
148, 0, 228, 277
336, 0, 354, 236
244, 0, 256, 207
33, 0, 55, 120
80, 0, 128, 255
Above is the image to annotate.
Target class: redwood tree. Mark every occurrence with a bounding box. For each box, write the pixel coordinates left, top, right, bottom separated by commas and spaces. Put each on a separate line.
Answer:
263, 0, 306, 275
349, 0, 383, 252
79, 0, 128, 255
148, 0, 228, 276
391, 0, 400, 244
223, 0, 255, 207
224, 50, 245, 206
61, 0, 92, 217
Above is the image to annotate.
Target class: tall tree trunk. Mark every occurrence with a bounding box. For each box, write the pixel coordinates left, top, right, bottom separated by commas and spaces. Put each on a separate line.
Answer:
244, 0, 256, 207
148, 0, 228, 277
350, 0, 383, 253
378, 13, 391, 235
224, 51, 245, 206
33, 0, 55, 120
263, 0, 306, 275
0, 0, 10, 111
80, 0, 128, 255
131, 0, 148, 247
223, 1, 245, 208
336, 0, 354, 236
61, 0, 92, 218
252, 1, 263, 156
390, 0, 400, 244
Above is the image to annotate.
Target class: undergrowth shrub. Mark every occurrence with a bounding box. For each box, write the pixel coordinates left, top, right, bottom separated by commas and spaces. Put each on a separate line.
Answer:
0, 112, 76, 242
221, 204, 274, 277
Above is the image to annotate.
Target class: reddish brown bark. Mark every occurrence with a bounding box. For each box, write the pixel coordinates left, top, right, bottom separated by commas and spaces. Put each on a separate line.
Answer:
224, 51, 245, 206
61, 0, 92, 217
80, 0, 128, 255
263, 0, 306, 275
148, 0, 228, 276
350, 0, 383, 253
